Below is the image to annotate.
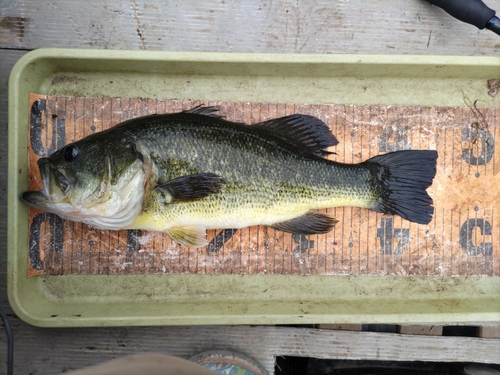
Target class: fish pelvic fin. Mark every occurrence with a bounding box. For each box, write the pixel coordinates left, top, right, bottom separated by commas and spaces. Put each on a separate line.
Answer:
367, 150, 438, 225
270, 211, 338, 235
167, 226, 208, 248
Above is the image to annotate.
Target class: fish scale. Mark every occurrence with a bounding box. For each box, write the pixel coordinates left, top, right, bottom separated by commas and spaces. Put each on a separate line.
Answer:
131, 115, 373, 229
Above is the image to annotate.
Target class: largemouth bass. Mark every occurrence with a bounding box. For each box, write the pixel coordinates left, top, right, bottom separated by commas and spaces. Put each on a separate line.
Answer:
22, 105, 438, 248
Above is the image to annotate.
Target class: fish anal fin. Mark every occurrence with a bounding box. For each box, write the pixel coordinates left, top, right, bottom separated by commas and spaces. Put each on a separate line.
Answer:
254, 114, 339, 157
155, 173, 226, 202
167, 226, 208, 248
270, 211, 338, 235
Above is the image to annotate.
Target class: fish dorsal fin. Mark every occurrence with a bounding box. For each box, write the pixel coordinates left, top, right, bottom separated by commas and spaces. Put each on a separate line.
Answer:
183, 105, 223, 118
253, 114, 339, 157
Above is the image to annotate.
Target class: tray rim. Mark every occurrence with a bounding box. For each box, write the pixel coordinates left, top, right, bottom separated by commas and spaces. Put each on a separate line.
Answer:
8, 48, 500, 327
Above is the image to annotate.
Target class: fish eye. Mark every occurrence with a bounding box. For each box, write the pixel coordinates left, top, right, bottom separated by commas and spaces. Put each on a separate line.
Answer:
63, 144, 79, 162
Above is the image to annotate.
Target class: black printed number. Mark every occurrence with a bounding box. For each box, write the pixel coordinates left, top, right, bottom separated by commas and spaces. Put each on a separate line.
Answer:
459, 219, 493, 256
206, 229, 237, 253
30, 99, 66, 156
29, 213, 64, 270
293, 234, 314, 253
461, 127, 494, 165
127, 230, 142, 252
378, 126, 410, 152
376, 218, 409, 254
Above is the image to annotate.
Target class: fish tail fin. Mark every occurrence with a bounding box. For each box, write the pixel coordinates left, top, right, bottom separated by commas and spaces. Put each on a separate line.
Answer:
367, 150, 438, 225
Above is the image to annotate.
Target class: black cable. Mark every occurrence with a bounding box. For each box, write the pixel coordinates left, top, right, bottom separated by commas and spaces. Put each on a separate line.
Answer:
426, 0, 500, 36
0, 310, 13, 375
487, 16, 500, 35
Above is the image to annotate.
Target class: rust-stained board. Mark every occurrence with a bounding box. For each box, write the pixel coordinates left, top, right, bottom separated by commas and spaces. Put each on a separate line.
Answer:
26, 93, 500, 277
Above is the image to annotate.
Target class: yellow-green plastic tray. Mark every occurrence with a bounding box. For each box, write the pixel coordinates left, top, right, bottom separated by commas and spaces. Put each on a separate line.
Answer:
8, 48, 500, 327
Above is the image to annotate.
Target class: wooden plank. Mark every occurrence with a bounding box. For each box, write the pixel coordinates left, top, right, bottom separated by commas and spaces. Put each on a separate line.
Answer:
1, 321, 500, 374
316, 324, 363, 331
1, 0, 500, 56
398, 324, 443, 336
478, 325, 500, 338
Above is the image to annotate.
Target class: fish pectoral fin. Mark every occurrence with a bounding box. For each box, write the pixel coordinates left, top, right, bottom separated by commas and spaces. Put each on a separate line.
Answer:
270, 211, 338, 235
253, 114, 339, 157
167, 226, 208, 248
155, 173, 226, 202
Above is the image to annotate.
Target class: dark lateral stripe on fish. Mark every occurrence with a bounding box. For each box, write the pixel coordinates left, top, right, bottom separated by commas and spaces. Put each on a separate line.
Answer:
366, 150, 438, 225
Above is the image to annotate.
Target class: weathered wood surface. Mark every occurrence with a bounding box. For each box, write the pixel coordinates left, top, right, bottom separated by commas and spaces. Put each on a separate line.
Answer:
2, 0, 500, 374
478, 325, 500, 338
0, 323, 499, 374
1, 0, 500, 55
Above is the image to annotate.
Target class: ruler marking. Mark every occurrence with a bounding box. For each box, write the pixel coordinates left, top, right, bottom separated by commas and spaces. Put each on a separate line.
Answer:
493, 109, 497, 177
451, 123, 456, 275
450, 203, 454, 276
494, 208, 497, 277
468, 208, 472, 277
27, 98, 499, 277
417, 106, 422, 274
357, 105, 361, 274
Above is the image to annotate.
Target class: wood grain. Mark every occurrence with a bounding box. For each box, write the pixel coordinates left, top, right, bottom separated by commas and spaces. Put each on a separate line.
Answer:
1, 0, 500, 56
398, 324, 444, 336
478, 325, 500, 338
0, 321, 499, 374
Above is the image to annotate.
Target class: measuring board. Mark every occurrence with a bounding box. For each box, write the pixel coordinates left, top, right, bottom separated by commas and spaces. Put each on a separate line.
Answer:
25, 93, 500, 277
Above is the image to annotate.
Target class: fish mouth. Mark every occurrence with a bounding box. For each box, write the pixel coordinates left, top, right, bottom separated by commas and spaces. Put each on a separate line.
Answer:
38, 158, 52, 199
22, 158, 72, 209
21, 158, 54, 209
21, 190, 53, 209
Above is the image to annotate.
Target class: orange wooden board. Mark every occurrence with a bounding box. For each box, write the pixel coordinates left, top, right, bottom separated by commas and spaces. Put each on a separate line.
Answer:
26, 93, 500, 277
